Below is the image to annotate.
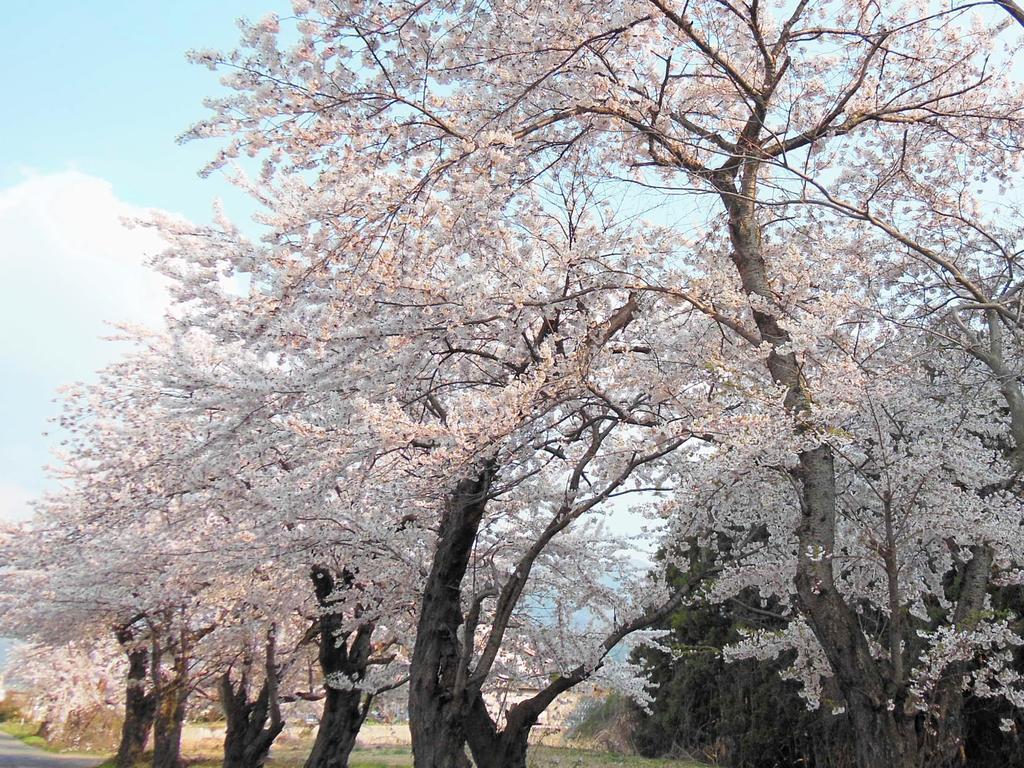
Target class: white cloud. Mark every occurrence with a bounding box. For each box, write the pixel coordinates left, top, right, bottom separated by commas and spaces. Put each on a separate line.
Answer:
0, 171, 176, 521
0, 483, 34, 522
0, 170, 170, 375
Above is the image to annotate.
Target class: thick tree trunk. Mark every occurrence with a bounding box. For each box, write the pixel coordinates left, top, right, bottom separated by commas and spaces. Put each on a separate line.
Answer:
790, 446, 923, 768
221, 679, 286, 768
220, 630, 285, 768
408, 464, 495, 768
464, 666, 596, 768
302, 688, 366, 768
151, 637, 190, 768
303, 567, 375, 768
848, 712, 920, 768
464, 693, 530, 768
466, 731, 529, 768
114, 629, 155, 768
152, 688, 187, 768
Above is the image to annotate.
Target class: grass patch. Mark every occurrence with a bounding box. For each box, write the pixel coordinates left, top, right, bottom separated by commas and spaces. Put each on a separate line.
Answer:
0, 719, 40, 739
0, 719, 109, 757
1, 721, 703, 768
0, 719, 59, 752
266, 745, 705, 768
0, 718, 58, 751
267, 747, 414, 768
529, 746, 706, 768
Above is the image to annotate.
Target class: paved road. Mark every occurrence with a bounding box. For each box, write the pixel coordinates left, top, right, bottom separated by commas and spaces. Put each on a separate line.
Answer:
0, 733, 99, 768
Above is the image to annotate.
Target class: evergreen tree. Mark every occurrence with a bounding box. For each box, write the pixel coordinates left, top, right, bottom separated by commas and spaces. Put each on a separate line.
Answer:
631, 549, 854, 767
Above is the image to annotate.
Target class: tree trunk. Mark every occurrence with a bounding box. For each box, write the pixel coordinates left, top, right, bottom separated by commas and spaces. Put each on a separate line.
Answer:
302, 688, 367, 768
303, 567, 376, 768
152, 688, 187, 768
151, 637, 190, 768
408, 464, 495, 768
464, 669, 586, 768
220, 629, 285, 768
464, 693, 530, 768
114, 628, 156, 768
790, 446, 924, 768
848, 711, 921, 768
714, 174, 933, 768
221, 678, 286, 768
466, 732, 529, 768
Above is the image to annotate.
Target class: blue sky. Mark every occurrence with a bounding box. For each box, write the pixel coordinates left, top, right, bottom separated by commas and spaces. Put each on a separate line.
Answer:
1, 1, 290, 219
0, 1, 288, 520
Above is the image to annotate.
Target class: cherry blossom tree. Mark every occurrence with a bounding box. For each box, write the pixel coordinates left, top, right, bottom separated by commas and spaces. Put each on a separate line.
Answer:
9, 5, 1024, 768
3, 640, 125, 749
153, 155, 735, 764
176, 3, 1024, 767
0, 330, 321, 768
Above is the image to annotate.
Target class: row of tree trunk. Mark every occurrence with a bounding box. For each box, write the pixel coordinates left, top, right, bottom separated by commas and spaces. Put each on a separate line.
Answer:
112, 567, 379, 768
110, 457, 702, 768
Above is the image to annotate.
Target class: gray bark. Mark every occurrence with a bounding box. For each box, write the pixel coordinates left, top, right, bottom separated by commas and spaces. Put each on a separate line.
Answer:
408, 464, 495, 768
220, 628, 285, 768
151, 635, 190, 768
303, 567, 375, 768
114, 624, 155, 768
713, 167, 991, 768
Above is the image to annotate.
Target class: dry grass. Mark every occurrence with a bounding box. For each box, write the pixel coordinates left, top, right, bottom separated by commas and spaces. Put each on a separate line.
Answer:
268, 744, 706, 768
2, 720, 706, 768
